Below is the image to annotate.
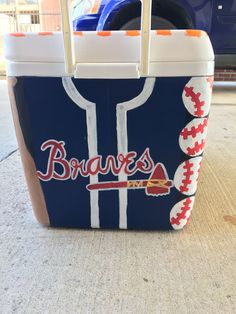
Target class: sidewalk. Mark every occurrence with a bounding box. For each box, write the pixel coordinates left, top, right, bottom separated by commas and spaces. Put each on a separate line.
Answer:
0, 80, 17, 161
0, 82, 236, 313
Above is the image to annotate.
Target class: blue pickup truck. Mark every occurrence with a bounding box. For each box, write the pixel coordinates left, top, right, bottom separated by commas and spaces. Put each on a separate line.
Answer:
73, 0, 236, 67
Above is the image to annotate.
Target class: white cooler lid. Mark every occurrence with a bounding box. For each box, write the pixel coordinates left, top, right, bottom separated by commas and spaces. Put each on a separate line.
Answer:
4, 30, 215, 78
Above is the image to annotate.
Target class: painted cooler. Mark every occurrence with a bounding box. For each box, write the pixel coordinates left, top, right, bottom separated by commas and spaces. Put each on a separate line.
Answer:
4, 29, 214, 230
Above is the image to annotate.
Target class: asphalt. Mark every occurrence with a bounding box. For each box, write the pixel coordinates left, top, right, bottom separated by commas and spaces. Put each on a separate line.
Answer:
0, 79, 236, 314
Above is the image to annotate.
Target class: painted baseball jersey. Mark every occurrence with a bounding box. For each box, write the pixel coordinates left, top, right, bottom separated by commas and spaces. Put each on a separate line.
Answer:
13, 75, 213, 230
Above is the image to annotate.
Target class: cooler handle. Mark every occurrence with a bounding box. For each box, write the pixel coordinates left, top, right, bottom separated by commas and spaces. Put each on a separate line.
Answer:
59, 0, 152, 78
60, 0, 74, 75
140, 0, 152, 76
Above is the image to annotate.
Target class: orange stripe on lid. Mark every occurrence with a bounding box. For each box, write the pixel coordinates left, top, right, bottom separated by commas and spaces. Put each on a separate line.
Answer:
97, 31, 111, 37
73, 31, 83, 36
185, 30, 202, 37
38, 32, 53, 36
156, 30, 172, 36
125, 30, 140, 36
10, 33, 25, 37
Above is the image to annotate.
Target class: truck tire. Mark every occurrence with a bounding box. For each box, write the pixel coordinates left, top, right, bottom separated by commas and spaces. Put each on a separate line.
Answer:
120, 16, 176, 30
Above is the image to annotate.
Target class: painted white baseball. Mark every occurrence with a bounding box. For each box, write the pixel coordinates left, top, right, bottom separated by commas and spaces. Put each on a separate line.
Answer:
179, 118, 208, 157
174, 157, 202, 196
182, 76, 213, 118
170, 197, 195, 230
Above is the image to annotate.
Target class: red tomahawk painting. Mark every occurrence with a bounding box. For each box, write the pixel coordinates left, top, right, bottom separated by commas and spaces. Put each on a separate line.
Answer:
87, 163, 173, 197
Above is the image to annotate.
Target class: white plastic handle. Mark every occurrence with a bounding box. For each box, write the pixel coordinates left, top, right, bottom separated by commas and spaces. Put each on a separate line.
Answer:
60, 0, 152, 77
140, 0, 152, 76
60, 0, 74, 75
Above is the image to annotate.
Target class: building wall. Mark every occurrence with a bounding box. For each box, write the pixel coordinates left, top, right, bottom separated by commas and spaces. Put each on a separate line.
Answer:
0, 13, 11, 54
39, 0, 61, 32
214, 69, 236, 82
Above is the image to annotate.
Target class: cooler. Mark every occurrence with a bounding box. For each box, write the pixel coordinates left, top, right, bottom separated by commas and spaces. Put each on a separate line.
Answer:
3, 0, 215, 230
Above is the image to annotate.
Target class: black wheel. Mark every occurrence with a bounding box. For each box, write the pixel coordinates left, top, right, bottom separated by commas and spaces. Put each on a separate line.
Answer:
120, 16, 176, 30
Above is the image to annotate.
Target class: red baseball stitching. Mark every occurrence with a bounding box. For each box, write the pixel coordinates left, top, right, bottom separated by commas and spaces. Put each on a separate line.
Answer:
171, 198, 193, 226
179, 160, 194, 193
184, 86, 205, 117
181, 119, 208, 140
187, 139, 205, 156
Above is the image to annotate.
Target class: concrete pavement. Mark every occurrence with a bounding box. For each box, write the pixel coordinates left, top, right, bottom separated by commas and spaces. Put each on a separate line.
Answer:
0, 80, 18, 161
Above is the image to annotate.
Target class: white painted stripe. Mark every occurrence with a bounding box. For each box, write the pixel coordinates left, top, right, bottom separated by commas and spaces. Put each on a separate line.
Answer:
62, 77, 100, 228
116, 78, 156, 229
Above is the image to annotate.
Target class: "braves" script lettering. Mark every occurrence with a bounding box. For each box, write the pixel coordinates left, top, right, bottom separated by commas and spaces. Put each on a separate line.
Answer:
37, 140, 156, 182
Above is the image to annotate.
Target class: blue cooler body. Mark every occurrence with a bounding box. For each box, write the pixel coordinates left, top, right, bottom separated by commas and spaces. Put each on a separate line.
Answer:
4, 29, 214, 230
